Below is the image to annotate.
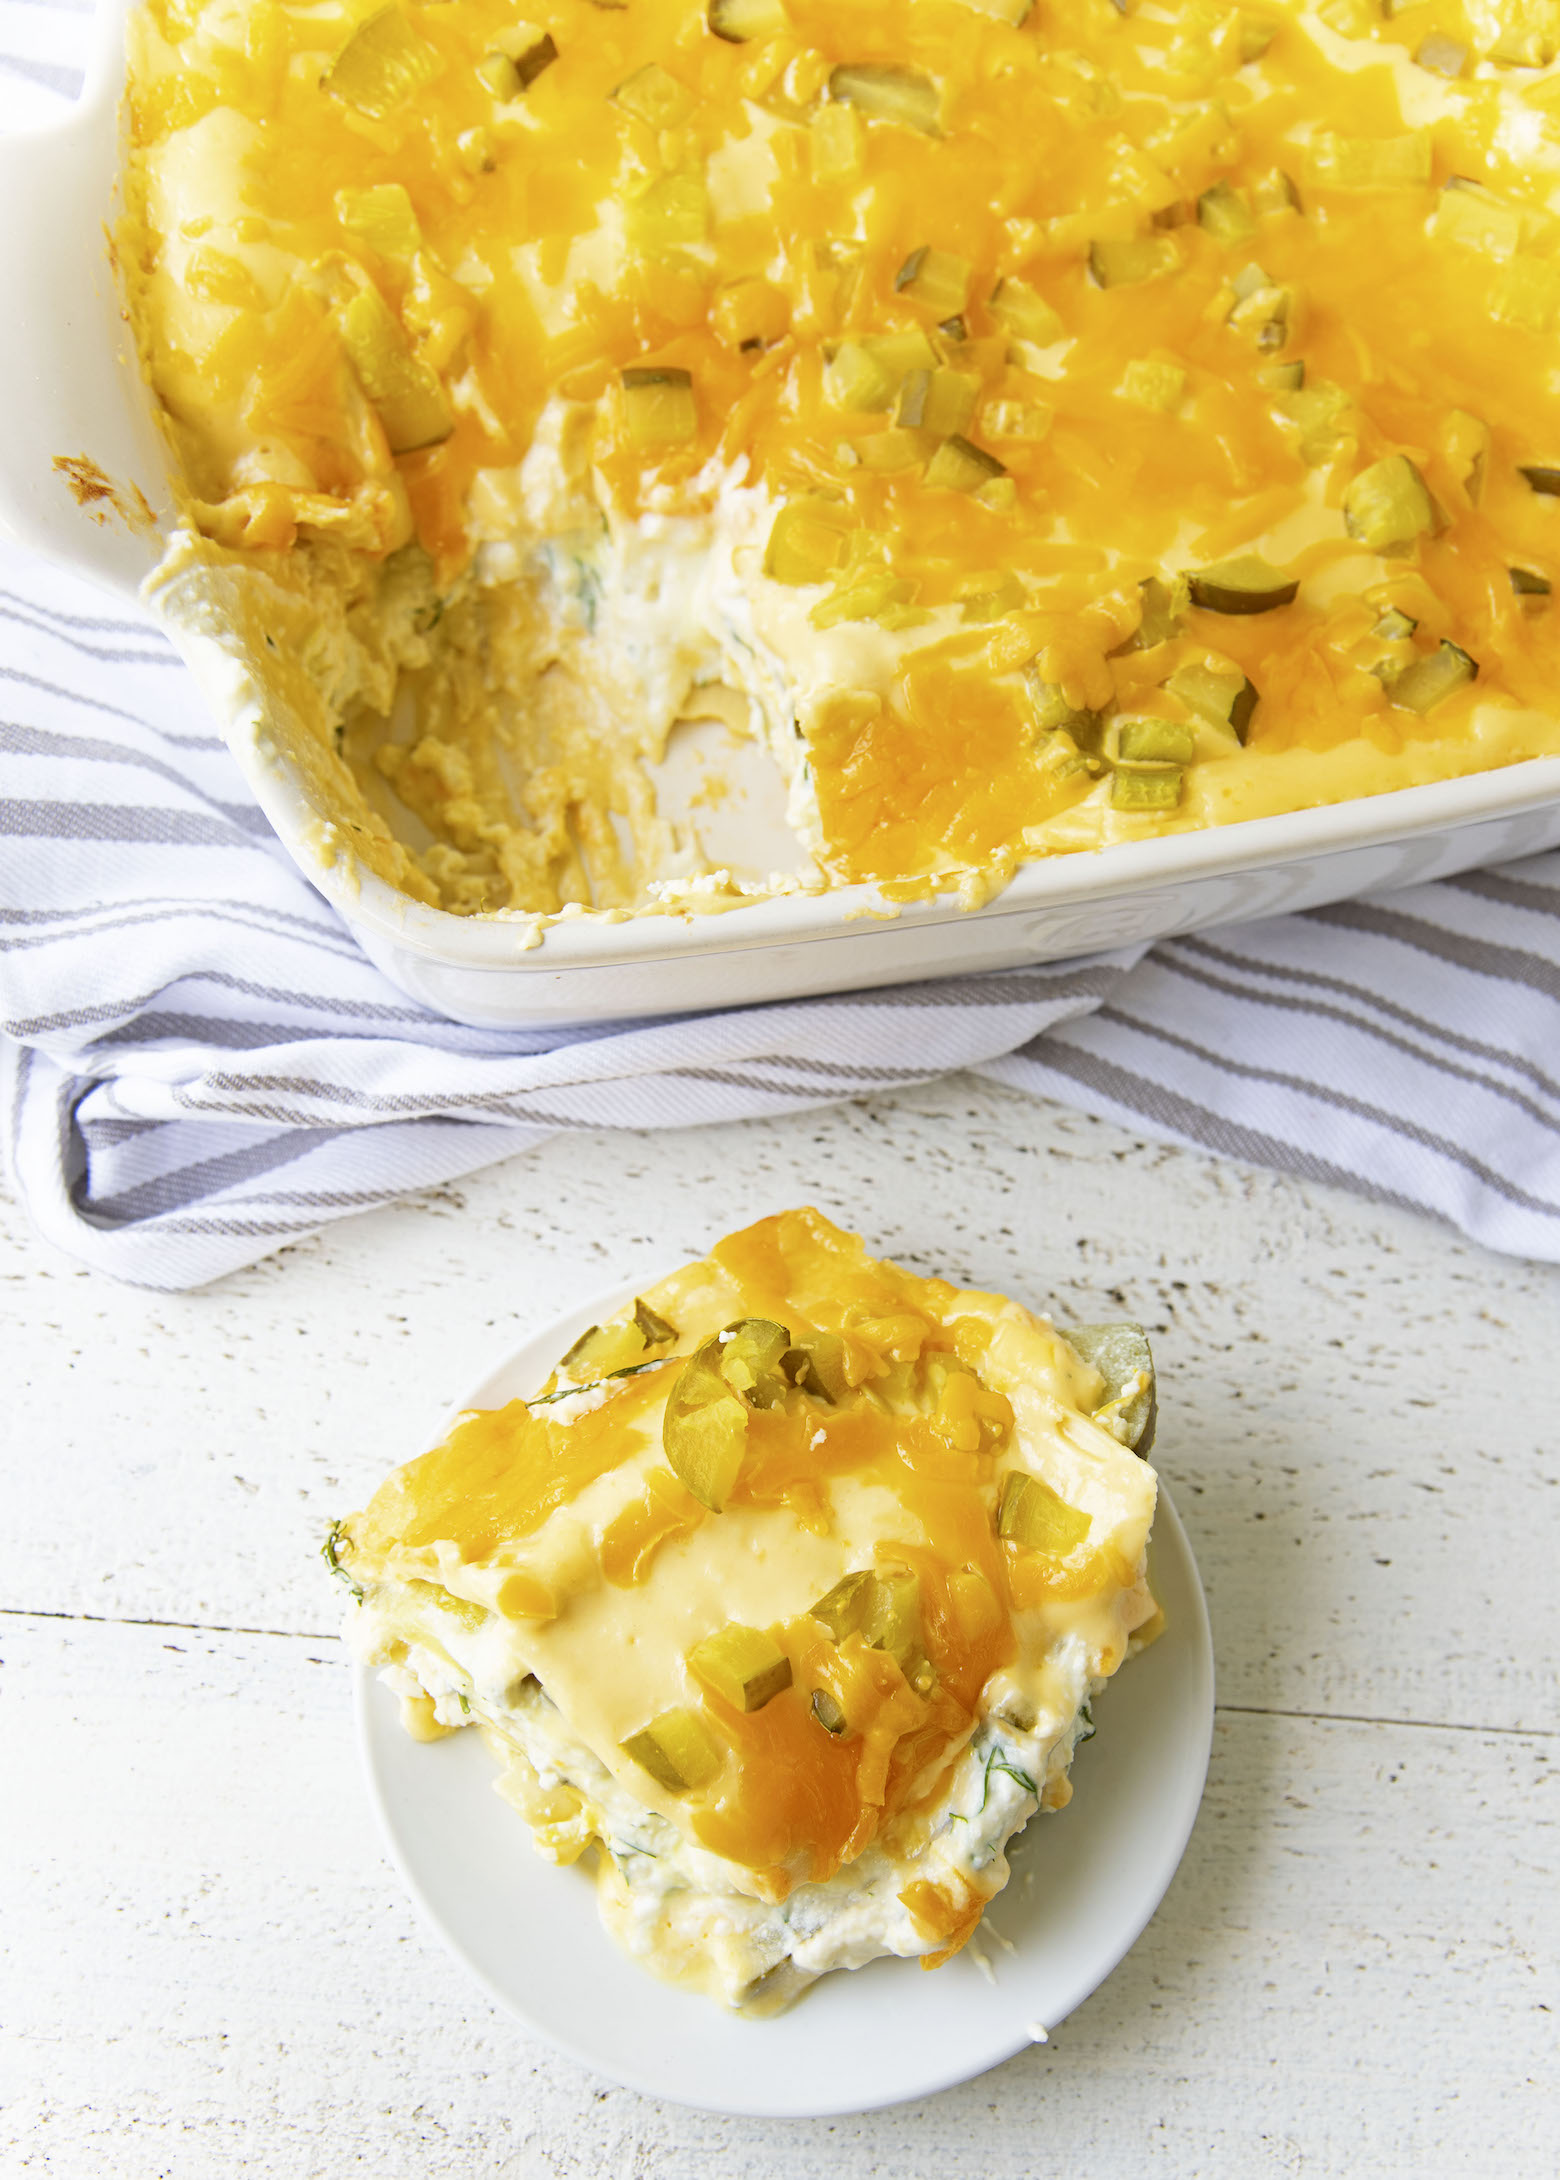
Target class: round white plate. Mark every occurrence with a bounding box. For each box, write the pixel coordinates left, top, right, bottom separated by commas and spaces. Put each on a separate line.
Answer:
355, 1288, 1216, 2118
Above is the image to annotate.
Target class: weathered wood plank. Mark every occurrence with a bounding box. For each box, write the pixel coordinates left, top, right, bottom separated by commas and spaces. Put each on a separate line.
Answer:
4, 1083, 1558, 1732
1, 1614, 1554, 2179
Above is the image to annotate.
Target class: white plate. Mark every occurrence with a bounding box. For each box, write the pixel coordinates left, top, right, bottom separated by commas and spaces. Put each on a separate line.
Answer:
354, 1288, 1215, 2117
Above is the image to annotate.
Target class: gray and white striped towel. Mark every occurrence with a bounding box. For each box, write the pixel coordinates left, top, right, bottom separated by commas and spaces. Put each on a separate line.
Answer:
4, 533, 1559, 1288
3, 9, 1559, 1288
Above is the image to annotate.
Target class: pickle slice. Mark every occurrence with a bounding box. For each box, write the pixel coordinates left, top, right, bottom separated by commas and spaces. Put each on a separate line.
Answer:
662, 1338, 751, 1510
613, 62, 693, 128
1344, 455, 1436, 552
1388, 641, 1478, 715
1510, 565, 1552, 600
1115, 718, 1194, 767
1119, 573, 1189, 651
689, 1624, 793, 1712
1188, 555, 1299, 614
997, 1471, 1092, 1556
1062, 1321, 1158, 1453
1166, 661, 1259, 742
989, 277, 1064, 347
559, 1298, 675, 1382
782, 1329, 850, 1401
1197, 181, 1256, 242
325, 4, 438, 119
717, 1318, 791, 1406
1089, 236, 1181, 288
829, 63, 942, 135
810, 1566, 927, 1680
620, 366, 697, 451
335, 283, 452, 453
894, 247, 971, 318
810, 1688, 851, 1737
707, 0, 789, 39
1111, 768, 1183, 810
1519, 464, 1560, 496
621, 1708, 722, 1793
924, 435, 1006, 493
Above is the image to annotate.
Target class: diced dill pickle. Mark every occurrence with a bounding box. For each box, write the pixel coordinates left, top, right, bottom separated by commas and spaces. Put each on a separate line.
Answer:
894, 247, 971, 318
1372, 606, 1418, 641
1024, 667, 1102, 741
896, 368, 979, 437
829, 63, 941, 135
1343, 455, 1435, 552
765, 498, 853, 584
336, 284, 453, 453
1120, 573, 1189, 650
662, 1337, 750, 1510
325, 4, 438, 119
1062, 1320, 1158, 1454
782, 1330, 850, 1401
1433, 178, 1525, 258
707, 0, 789, 40
1227, 278, 1294, 352
1115, 718, 1194, 767
634, 1298, 676, 1346
809, 1569, 874, 1642
851, 429, 927, 474
984, 398, 1054, 441
1150, 201, 1190, 231
924, 435, 1006, 493
1510, 565, 1552, 599
1278, 380, 1352, 465
1167, 661, 1258, 741
625, 171, 709, 254
1252, 167, 1301, 215
1415, 33, 1467, 77
559, 1319, 644, 1380
1112, 768, 1183, 810
997, 1471, 1092, 1556
810, 1688, 850, 1737
717, 1318, 791, 1406
1491, 23, 1558, 64
1306, 132, 1433, 192
1259, 359, 1305, 392
825, 341, 897, 414
621, 1707, 722, 1793
812, 570, 920, 630
938, 314, 969, 342
620, 366, 697, 450
1388, 641, 1478, 715
989, 277, 1064, 347
1197, 181, 1256, 241
613, 62, 693, 128
689, 1624, 793, 1712
1088, 236, 1181, 288
811, 1566, 923, 1672
1443, 411, 1489, 503
334, 183, 421, 259
958, 569, 1026, 620
1188, 554, 1299, 614
1118, 358, 1185, 411
1238, 13, 1277, 61
1519, 463, 1560, 496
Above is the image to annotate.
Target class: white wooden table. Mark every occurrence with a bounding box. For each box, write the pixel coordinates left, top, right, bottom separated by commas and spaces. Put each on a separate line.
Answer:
3, 1079, 1557, 2177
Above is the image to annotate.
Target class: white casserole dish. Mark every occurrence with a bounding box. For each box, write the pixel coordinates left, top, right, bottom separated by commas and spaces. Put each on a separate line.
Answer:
4, 0, 1560, 1029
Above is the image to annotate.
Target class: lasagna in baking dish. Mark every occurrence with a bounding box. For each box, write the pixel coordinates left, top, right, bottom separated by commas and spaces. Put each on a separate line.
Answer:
123, 0, 1560, 922
327, 1209, 1161, 2011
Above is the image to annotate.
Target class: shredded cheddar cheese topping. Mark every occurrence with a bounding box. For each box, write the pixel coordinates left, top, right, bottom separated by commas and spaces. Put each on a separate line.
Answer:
123, 0, 1560, 915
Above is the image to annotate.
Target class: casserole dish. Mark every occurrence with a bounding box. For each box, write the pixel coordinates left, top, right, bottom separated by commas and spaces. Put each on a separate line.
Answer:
3, 0, 1560, 1029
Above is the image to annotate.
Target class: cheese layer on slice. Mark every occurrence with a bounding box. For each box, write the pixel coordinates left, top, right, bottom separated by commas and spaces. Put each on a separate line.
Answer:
333, 1207, 1161, 2012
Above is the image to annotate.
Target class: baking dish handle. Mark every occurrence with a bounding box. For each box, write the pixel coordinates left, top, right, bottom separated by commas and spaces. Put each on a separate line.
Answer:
0, 0, 169, 603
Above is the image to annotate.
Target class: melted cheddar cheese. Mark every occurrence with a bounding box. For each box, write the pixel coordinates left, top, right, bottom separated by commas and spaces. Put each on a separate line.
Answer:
334, 1207, 1160, 2011
123, 0, 1560, 920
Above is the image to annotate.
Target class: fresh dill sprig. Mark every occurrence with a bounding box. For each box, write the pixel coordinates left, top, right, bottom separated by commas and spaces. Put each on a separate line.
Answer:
320, 1520, 363, 1602
978, 1746, 1039, 1813
525, 1357, 675, 1408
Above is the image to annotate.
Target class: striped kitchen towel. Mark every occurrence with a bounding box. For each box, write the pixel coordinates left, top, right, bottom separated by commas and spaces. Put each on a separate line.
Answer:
3, 538, 1559, 1288
3, 7, 1559, 1287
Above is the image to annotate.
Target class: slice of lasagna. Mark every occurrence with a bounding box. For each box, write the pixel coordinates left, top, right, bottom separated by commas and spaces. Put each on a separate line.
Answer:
329, 1208, 1161, 2012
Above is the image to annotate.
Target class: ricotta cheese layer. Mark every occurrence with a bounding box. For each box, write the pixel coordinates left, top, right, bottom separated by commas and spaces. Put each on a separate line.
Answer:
330, 1208, 1162, 2011
122, 0, 1560, 922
